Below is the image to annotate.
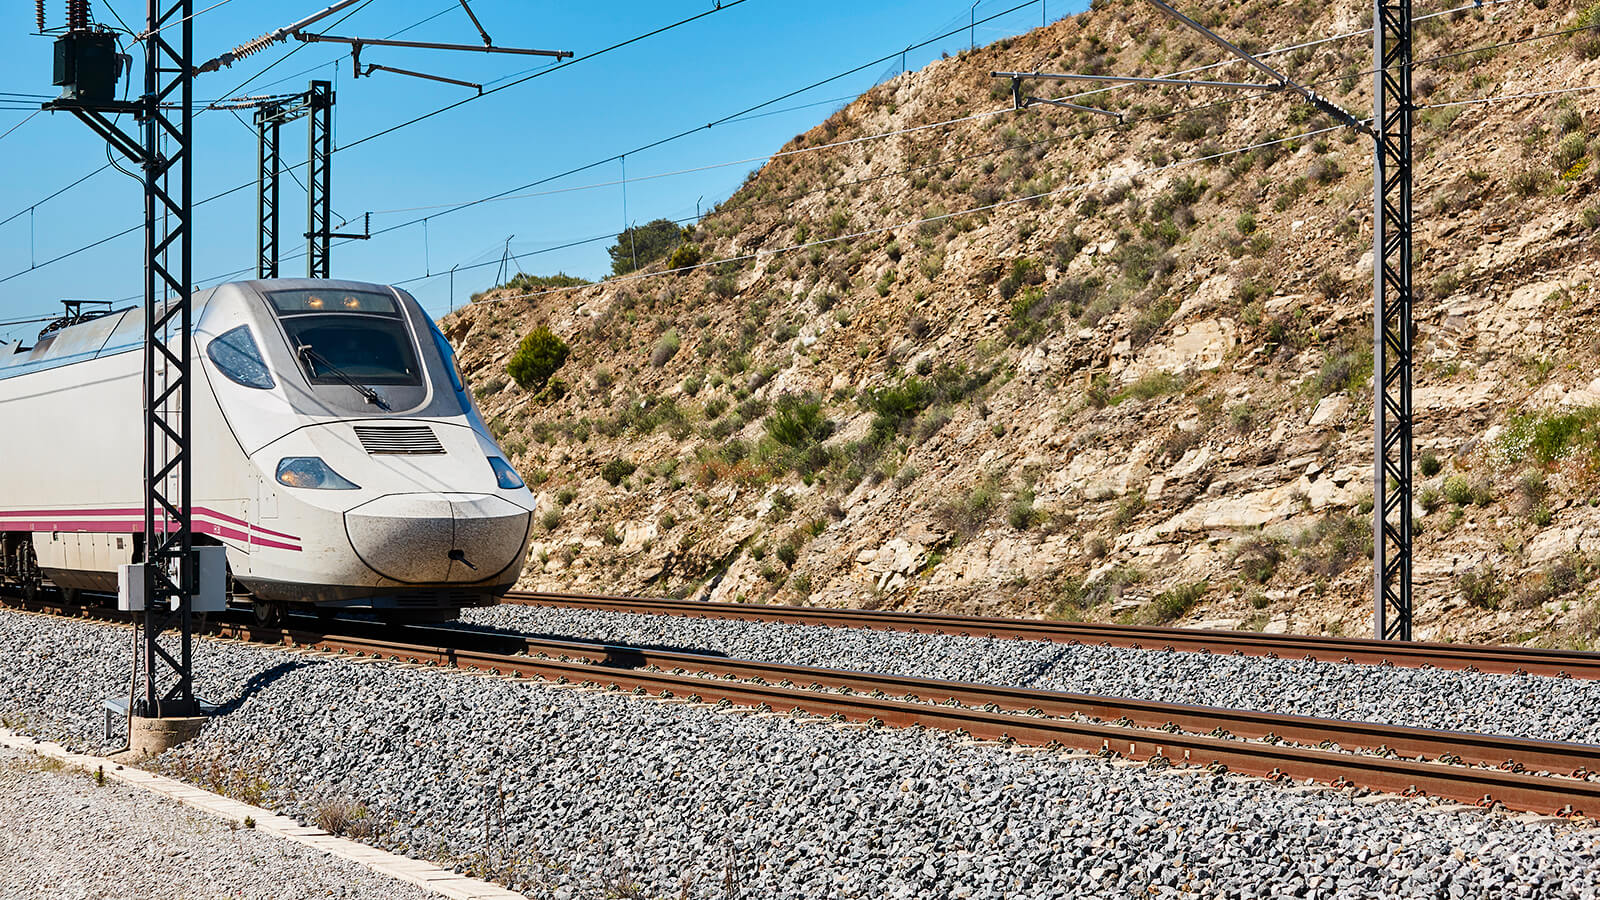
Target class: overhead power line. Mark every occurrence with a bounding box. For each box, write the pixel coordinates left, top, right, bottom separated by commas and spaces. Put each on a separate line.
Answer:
0, 0, 1032, 291
363, 108, 1016, 218
0, 0, 376, 231
3, 0, 1573, 306
464, 123, 1353, 310
124, 8, 1577, 304
1418, 83, 1600, 108
171, 84, 1289, 297
0, 1, 747, 291
311, 0, 1532, 257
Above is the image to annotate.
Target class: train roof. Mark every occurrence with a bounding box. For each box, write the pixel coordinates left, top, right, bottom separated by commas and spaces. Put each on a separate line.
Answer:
0, 280, 408, 383
0, 305, 143, 381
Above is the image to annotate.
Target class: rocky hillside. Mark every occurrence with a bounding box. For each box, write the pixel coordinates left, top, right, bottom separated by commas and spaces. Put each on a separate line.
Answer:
444, 0, 1600, 647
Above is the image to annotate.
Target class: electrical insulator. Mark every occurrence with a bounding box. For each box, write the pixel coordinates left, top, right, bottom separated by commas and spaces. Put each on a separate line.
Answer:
36, 0, 46, 32
67, 0, 89, 33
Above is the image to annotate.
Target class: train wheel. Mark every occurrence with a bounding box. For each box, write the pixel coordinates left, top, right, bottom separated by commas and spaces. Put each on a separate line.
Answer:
251, 599, 285, 629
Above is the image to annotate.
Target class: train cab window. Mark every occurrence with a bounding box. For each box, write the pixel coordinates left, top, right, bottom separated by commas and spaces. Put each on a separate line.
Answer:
268, 289, 422, 387
206, 326, 275, 389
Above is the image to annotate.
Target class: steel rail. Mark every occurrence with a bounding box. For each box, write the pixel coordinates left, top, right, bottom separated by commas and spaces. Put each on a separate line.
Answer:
213, 621, 1600, 817
4, 596, 1596, 816
505, 591, 1600, 680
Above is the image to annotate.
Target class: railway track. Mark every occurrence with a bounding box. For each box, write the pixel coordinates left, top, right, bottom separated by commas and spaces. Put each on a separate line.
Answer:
506, 590, 1600, 680
5, 594, 1599, 818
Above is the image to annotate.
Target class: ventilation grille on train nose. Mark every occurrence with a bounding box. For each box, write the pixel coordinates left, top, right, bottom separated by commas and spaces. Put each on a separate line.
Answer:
354, 425, 445, 455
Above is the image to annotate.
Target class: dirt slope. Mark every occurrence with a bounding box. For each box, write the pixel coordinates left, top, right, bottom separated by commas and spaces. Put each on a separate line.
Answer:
445, 0, 1600, 647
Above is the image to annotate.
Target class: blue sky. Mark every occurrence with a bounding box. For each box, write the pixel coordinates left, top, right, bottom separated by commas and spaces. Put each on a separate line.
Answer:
0, 0, 1089, 339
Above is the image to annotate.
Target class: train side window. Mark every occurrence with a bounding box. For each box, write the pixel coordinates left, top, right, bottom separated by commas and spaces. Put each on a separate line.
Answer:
207, 325, 275, 390
428, 323, 465, 394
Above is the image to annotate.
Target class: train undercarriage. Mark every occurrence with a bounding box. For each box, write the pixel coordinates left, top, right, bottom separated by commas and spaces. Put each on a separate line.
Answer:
0, 533, 477, 626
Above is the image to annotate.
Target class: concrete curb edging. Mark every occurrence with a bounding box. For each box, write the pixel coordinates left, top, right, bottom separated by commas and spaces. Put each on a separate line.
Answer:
0, 728, 527, 900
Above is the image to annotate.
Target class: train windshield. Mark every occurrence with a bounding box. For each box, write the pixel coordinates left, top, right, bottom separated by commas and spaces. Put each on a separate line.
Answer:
268, 289, 422, 387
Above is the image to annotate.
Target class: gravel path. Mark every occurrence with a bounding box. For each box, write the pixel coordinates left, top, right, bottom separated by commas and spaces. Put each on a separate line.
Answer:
0, 744, 437, 900
459, 604, 1600, 744
2, 607, 1598, 899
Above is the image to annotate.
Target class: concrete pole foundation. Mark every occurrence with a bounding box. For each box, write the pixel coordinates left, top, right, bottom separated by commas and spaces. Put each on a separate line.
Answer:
125, 715, 207, 761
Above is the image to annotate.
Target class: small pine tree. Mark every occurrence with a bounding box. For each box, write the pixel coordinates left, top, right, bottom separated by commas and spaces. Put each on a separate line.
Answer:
506, 326, 569, 392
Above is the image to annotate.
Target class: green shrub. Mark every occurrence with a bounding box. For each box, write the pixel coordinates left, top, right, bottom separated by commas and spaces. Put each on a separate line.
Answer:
1308, 343, 1373, 398
1294, 512, 1371, 576
865, 365, 994, 444
665, 242, 702, 271
1128, 298, 1176, 349
506, 326, 570, 392
1418, 451, 1443, 477
1498, 407, 1600, 465
1141, 581, 1209, 623
1231, 536, 1283, 584
600, 457, 637, 486
1110, 494, 1144, 531
1005, 288, 1051, 346
934, 477, 1000, 538
609, 219, 686, 276
501, 271, 590, 293
1418, 486, 1444, 514
1112, 370, 1183, 404
1442, 475, 1473, 506
1457, 566, 1504, 609
651, 330, 681, 367
1510, 168, 1549, 197
1007, 491, 1037, 530
1007, 279, 1098, 345
1553, 133, 1588, 172
473, 376, 508, 400
765, 393, 831, 448
997, 257, 1044, 300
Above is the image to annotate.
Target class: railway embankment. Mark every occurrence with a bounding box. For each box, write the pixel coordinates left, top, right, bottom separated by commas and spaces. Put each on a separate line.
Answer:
3, 606, 1600, 898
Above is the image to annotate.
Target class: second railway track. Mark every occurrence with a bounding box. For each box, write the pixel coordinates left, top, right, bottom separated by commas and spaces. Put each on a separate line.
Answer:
505, 590, 1600, 679
6, 595, 1599, 818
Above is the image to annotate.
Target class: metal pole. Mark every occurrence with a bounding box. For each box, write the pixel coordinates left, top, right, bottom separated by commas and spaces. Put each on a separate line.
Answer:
306, 80, 334, 279
40, 0, 197, 718
1373, 0, 1414, 640
256, 106, 280, 279
141, 0, 196, 717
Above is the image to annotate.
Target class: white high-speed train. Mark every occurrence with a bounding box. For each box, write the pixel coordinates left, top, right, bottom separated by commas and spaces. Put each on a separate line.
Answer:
0, 279, 535, 624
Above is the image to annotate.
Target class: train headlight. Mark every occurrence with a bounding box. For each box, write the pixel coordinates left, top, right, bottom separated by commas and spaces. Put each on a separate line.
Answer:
488, 456, 525, 490
276, 457, 360, 490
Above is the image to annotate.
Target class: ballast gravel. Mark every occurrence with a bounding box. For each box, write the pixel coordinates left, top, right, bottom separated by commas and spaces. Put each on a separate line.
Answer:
0, 744, 437, 900
460, 604, 1600, 745
1, 609, 1598, 899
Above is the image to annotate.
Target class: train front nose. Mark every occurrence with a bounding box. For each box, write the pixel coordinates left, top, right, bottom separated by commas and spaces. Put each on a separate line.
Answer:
344, 493, 531, 584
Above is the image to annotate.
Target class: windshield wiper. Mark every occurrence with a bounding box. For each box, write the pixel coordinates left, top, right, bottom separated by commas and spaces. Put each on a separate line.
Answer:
296, 344, 391, 410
